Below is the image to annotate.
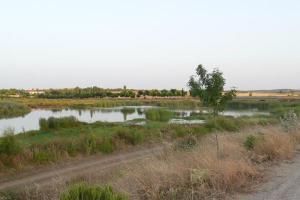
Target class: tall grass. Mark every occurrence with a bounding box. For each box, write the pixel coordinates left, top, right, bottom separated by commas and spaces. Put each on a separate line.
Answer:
145, 108, 174, 122
0, 128, 23, 168
39, 116, 81, 130
0, 101, 30, 119
11, 98, 201, 109
0, 128, 22, 156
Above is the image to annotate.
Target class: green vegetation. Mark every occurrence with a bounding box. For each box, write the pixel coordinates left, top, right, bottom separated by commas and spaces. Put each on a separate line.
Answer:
0, 128, 22, 156
10, 98, 201, 109
60, 183, 128, 200
188, 64, 236, 115
227, 99, 300, 117
36, 86, 187, 99
39, 116, 81, 130
0, 89, 29, 98
145, 108, 174, 122
0, 101, 30, 119
244, 135, 257, 150
188, 64, 236, 155
0, 113, 278, 171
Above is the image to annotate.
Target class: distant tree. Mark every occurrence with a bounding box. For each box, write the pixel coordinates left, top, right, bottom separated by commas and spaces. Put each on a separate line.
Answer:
188, 64, 236, 156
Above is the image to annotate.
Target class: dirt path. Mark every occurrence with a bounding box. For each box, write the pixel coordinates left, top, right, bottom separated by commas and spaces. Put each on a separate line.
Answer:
0, 145, 166, 191
238, 152, 300, 200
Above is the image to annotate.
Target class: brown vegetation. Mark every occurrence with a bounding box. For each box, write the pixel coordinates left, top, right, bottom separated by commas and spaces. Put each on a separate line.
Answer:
2, 125, 299, 200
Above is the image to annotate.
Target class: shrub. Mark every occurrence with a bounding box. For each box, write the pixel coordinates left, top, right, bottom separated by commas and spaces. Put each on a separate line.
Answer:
0, 128, 22, 156
280, 110, 299, 132
244, 135, 257, 150
33, 151, 56, 164
145, 109, 174, 122
0, 191, 18, 200
59, 183, 128, 200
114, 130, 144, 145
98, 138, 115, 153
175, 135, 197, 150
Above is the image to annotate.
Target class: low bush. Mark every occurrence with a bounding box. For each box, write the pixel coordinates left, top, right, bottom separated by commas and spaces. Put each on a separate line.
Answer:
244, 135, 257, 150
59, 183, 128, 200
98, 138, 115, 154
33, 151, 56, 164
175, 135, 197, 150
114, 130, 144, 145
0, 128, 22, 156
280, 110, 299, 132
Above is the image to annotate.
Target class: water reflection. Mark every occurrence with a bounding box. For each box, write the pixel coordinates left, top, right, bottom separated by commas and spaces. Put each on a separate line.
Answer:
0, 106, 270, 135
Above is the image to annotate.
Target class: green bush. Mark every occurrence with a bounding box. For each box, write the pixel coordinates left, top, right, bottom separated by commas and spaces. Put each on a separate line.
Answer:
98, 138, 115, 153
145, 109, 174, 122
0, 191, 18, 200
39, 116, 80, 130
33, 151, 56, 164
244, 135, 257, 150
59, 183, 128, 200
114, 130, 144, 145
0, 128, 22, 156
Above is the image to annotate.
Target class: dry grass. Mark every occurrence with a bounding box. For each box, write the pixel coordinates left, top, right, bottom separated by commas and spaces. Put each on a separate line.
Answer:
3, 126, 300, 200
115, 126, 300, 200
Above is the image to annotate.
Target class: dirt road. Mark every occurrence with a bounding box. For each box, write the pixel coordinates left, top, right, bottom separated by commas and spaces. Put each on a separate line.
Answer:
0, 145, 166, 191
239, 153, 300, 200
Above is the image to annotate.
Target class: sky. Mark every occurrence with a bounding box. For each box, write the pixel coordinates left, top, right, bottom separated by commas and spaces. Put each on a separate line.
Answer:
0, 0, 299, 90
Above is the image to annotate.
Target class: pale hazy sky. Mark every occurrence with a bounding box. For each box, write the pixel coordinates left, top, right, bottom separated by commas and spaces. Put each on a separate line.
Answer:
1, 0, 299, 90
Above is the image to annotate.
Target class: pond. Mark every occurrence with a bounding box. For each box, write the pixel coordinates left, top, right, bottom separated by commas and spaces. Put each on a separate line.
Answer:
0, 106, 269, 135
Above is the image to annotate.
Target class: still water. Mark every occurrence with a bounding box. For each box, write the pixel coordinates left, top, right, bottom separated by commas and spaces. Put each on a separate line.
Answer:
0, 106, 269, 135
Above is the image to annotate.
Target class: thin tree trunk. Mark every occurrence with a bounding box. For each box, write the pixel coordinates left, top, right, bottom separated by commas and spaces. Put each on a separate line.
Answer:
215, 133, 220, 158
213, 109, 220, 159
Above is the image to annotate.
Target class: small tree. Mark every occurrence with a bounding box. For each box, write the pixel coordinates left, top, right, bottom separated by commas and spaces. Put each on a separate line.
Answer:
188, 64, 236, 156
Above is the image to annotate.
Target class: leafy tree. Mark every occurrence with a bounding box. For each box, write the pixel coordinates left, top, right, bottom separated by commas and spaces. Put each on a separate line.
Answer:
188, 64, 236, 156
188, 64, 236, 116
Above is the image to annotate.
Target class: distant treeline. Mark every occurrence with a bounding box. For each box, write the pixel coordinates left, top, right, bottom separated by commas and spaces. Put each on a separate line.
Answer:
38, 87, 187, 99
0, 87, 188, 99
0, 89, 29, 97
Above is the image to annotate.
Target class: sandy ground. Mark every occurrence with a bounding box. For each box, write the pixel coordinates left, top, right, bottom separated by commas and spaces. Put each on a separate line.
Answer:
237, 151, 300, 200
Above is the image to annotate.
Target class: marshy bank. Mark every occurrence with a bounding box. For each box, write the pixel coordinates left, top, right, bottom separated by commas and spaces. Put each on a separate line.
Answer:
0, 113, 276, 174
0, 101, 30, 119
0, 106, 271, 135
